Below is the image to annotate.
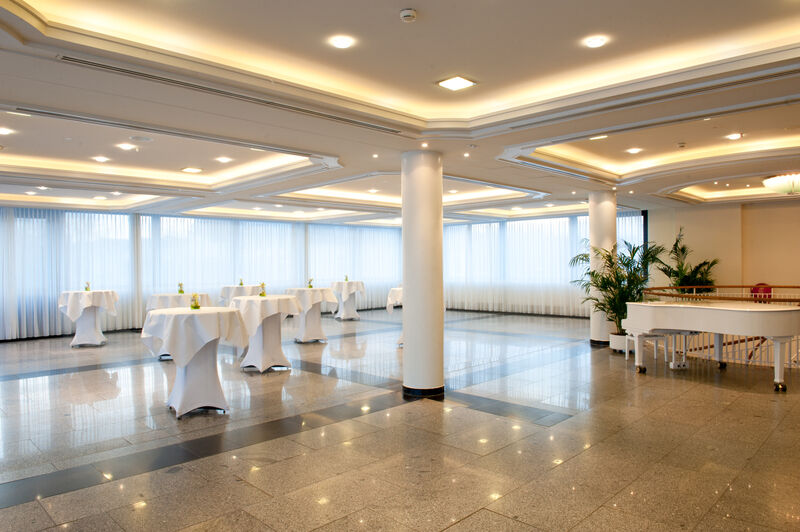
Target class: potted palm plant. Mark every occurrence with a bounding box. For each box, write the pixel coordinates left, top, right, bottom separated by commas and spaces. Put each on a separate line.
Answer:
571, 241, 665, 351
657, 228, 719, 292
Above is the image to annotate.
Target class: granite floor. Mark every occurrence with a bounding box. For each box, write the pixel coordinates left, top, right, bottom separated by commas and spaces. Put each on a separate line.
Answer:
0, 309, 798, 531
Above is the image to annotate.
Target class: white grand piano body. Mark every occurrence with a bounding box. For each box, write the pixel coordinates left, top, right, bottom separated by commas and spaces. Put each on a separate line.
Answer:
622, 301, 800, 391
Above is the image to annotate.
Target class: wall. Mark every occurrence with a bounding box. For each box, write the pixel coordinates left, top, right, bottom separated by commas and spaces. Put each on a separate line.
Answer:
647, 199, 800, 287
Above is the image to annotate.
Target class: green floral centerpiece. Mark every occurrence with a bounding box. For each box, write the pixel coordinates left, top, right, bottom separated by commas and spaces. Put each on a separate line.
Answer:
259, 282, 266, 297
178, 282, 184, 294
84, 282, 91, 291
190, 293, 201, 310
307, 278, 314, 288
239, 278, 244, 286
344, 274, 349, 282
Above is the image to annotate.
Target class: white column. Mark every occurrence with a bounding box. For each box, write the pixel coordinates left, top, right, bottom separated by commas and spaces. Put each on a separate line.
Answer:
589, 190, 617, 344
401, 150, 444, 397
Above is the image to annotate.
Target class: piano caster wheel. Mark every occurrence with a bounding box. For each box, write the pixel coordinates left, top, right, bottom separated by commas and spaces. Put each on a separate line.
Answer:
774, 383, 787, 392
636, 366, 646, 374
718, 361, 727, 370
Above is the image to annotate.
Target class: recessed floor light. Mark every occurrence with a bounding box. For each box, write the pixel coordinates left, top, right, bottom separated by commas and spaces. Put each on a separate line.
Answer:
36, 186, 48, 190
626, 148, 643, 154
215, 156, 233, 163
438, 76, 476, 91
92, 156, 110, 163
181, 167, 202, 173
116, 143, 137, 150
725, 133, 742, 140
24, 191, 36, 195
93, 196, 107, 200
111, 191, 122, 196
589, 135, 608, 140
0, 127, 15, 135
328, 35, 355, 49
368, 189, 379, 193
448, 189, 458, 194
581, 34, 609, 48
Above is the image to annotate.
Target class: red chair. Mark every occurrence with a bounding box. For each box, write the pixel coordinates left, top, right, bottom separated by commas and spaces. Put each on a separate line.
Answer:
751, 283, 772, 303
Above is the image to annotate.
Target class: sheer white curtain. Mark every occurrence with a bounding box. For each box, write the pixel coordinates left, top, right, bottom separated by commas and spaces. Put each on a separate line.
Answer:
307, 224, 402, 309
0, 208, 136, 340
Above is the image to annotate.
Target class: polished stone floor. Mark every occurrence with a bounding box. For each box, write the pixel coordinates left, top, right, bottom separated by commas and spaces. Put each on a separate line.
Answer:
0, 310, 798, 531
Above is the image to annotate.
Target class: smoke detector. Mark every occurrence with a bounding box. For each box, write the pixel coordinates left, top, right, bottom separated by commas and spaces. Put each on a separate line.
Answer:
400, 8, 417, 22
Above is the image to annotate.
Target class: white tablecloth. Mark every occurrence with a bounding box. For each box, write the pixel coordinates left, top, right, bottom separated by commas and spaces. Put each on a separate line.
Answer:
331, 281, 365, 320
58, 290, 119, 322
330, 281, 365, 302
219, 285, 261, 306
141, 307, 248, 367
386, 287, 403, 313
229, 295, 302, 336
146, 293, 212, 312
285, 288, 338, 312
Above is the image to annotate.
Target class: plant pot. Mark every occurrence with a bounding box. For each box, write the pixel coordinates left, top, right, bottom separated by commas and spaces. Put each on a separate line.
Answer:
609, 333, 630, 354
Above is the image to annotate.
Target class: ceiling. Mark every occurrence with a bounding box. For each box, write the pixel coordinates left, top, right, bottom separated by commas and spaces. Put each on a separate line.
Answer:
0, 0, 798, 221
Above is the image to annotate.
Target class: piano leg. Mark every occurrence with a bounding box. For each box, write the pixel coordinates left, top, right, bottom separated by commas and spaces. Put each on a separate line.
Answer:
773, 336, 788, 392
634, 334, 646, 373
714, 333, 727, 370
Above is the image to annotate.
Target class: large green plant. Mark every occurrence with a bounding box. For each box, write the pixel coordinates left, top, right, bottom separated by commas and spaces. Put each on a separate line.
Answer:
570, 241, 665, 335
657, 228, 719, 292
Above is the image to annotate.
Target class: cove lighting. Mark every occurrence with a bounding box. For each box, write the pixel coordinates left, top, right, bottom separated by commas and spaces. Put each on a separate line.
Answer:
92, 156, 110, 163
6, 111, 30, 117
625, 147, 643, 154
181, 167, 203, 173
116, 143, 137, 150
328, 35, 355, 49
215, 156, 233, 163
0, 127, 15, 135
725, 133, 743, 140
438, 76, 476, 91
589, 135, 608, 140
581, 34, 609, 48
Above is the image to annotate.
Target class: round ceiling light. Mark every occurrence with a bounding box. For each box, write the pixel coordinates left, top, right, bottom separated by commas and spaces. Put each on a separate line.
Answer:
328, 35, 355, 49
763, 173, 800, 195
581, 35, 609, 48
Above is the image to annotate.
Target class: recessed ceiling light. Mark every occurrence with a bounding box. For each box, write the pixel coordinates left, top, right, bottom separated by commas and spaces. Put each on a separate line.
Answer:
714, 181, 719, 185
589, 135, 608, 140
36, 186, 48, 190
581, 34, 609, 48
628, 190, 634, 194
6, 111, 30, 117
249, 147, 265, 152
368, 188, 379, 193
93, 196, 107, 200
438, 76, 476, 91
571, 190, 576, 195
111, 191, 122, 196
511, 206, 522, 211
0, 127, 15, 135
725, 133, 742, 140
253, 207, 262, 211
328, 35, 355, 49
726, 183, 730, 187
372, 154, 379, 158
626, 147, 643, 154
215, 156, 233, 163
274, 204, 283, 208
116, 143, 137, 151
612, 186, 617, 191
24, 191, 36, 195
545, 203, 555, 207
181, 167, 202, 173
746, 184, 751, 187
463, 152, 470, 158
703, 117, 712, 121
448, 189, 458, 194
92, 156, 110, 163
316, 208, 325, 211
421, 142, 429, 148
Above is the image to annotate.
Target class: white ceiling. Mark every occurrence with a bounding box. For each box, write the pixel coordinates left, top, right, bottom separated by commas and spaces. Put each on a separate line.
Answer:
0, 0, 798, 220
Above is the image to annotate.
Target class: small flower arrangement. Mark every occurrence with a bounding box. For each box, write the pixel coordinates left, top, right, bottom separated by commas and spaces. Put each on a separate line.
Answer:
239, 278, 244, 286
344, 274, 349, 282
190, 293, 201, 309
84, 282, 91, 291
259, 282, 266, 297
178, 282, 184, 294
307, 278, 314, 288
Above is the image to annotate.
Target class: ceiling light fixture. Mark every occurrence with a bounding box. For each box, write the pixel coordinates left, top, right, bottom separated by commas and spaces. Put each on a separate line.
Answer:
612, 186, 617, 191
463, 152, 470, 158
438, 76, 476, 91
36, 186, 48, 190
274, 204, 283, 208
253, 207, 262, 211
581, 34, 609, 48
372, 154, 378, 158
92, 156, 110, 163
625, 147, 643, 154
714, 181, 719, 185
93, 196, 107, 200
421, 142, 428, 148
181, 167, 202, 173
628, 190, 634, 194
111, 191, 122, 196
24, 191, 36, 195
368, 188, 379, 193
589, 135, 608, 140
116, 143, 137, 150
448, 189, 458, 194
545, 203, 555, 207
6, 111, 30, 117
763, 173, 800, 195
725, 133, 743, 140
0, 127, 15, 135
215, 156, 233, 163
328, 35, 355, 49
316, 208, 325, 211
511, 206, 522, 211
571, 190, 576, 195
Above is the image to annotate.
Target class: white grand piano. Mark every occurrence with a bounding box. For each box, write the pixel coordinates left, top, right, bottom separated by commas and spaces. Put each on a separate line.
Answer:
622, 301, 800, 391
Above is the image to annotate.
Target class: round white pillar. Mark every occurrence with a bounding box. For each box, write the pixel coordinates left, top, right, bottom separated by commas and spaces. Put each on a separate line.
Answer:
588, 190, 617, 344
401, 150, 444, 398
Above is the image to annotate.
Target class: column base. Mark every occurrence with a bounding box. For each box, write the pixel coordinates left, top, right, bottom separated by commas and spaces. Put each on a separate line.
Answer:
402, 385, 445, 399
589, 339, 610, 347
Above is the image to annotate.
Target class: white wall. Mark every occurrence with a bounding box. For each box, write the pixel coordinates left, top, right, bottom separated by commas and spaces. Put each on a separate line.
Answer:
647, 199, 800, 286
